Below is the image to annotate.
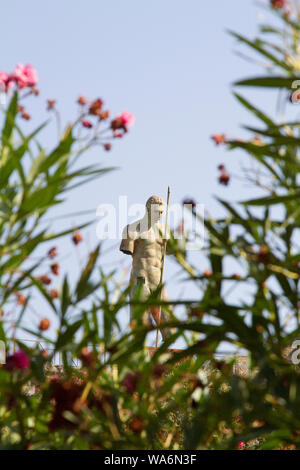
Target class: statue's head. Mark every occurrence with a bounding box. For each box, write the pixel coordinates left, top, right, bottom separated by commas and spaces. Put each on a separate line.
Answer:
146, 195, 165, 223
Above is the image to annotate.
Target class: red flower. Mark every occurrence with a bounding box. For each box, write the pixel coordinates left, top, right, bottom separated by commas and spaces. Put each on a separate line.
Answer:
103, 143, 111, 151
21, 111, 31, 121
238, 441, 245, 449
129, 416, 144, 433
89, 98, 103, 116
50, 263, 59, 276
39, 274, 51, 285
211, 133, 226, 145
271, 0, 286, 9
219, 171, 230, 186
49, 377, 84, 431
217, 163, 230, 186
77, 95, 88, 106
39, 318, 50, 331
121, 372, 141, 393
72, 232, 83, 245
99, 110, 110, 120
50, 288, 58, 299
120, 111, 135, 127
80, 347, 96, 368
204, 269, 212, 277
48, 246, 58, 259
47, 99, 56, 110
5, 350, 30, 371
152, 363, 166, 379
82, 120, 93, 129
15, 292, 27, 305
111, 117, 126, 131
257, 245, 269, 265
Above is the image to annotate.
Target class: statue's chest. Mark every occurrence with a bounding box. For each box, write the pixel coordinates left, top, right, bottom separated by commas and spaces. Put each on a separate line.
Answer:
135, 234, 162, 254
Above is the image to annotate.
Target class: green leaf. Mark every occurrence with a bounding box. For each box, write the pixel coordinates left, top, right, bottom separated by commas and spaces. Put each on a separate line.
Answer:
55, 320, 82, 350
0, 120, 48, 186
233, 93, 275, 127
229, 31, 291, 72
75, 245, 101, 302
234, 76, 296, 88
1, 91, 18, 147
20, 185, 62, 215
40, 126, 75, 173
259, 25, 283, 36
241, 191, 300, 206
243, 126, 300, 146
28, 274, 58, 315
61, 275, 71, 318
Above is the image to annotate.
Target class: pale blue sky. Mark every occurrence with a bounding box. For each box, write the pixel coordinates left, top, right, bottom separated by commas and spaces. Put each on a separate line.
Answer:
1, 0, 282, 348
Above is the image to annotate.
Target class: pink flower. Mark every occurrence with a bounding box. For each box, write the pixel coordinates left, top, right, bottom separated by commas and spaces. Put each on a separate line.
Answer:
0, 72, 9, 85
82, 119, 93, 129
120, 111, 135, 127
238, 441, 245, 449
23, 65, 38, 86
11, 64, 38, 89
121, 372, 141, 393
6, 80, 14, 89
271, 0, 286, 9
10, 64, 27, 89
211, 133, 226, 145
5, 350, 30, 371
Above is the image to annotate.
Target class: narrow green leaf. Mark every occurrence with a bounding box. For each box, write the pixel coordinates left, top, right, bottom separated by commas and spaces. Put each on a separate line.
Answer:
241, 191, 300, 206
229, 31, 291, 72
234, 93, 274, 127
234, 76, 296, 88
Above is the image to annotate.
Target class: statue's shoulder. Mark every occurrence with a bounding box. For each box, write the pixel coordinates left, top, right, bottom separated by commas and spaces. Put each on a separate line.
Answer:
120, 222, 139, 255
122, 220, 143, 240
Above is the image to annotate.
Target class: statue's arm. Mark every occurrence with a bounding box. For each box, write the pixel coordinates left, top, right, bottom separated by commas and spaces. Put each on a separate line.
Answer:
120, 240, 134, 256
120, 225, 134, 256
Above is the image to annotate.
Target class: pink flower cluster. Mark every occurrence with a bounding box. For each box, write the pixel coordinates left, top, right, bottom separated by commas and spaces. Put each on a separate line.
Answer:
0, 64, 38, 92
271, 0, 286, 9
120, 111, 135, 127
77, 96, 135, 148
5, 350, 30, 371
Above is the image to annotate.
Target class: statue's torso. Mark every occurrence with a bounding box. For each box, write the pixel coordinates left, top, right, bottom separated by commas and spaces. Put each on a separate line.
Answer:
131, 230, 163, 290
120, 219, 169, 290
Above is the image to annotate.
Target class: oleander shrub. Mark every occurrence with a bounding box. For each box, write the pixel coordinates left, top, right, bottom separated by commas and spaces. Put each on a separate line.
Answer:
0, 0, 300, 450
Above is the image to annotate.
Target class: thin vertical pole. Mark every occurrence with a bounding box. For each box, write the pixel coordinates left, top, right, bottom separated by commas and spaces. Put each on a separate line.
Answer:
155, 187, 170, 348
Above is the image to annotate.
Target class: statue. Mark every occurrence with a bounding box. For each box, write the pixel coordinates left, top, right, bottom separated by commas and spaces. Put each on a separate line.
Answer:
120, 195, 172, 341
